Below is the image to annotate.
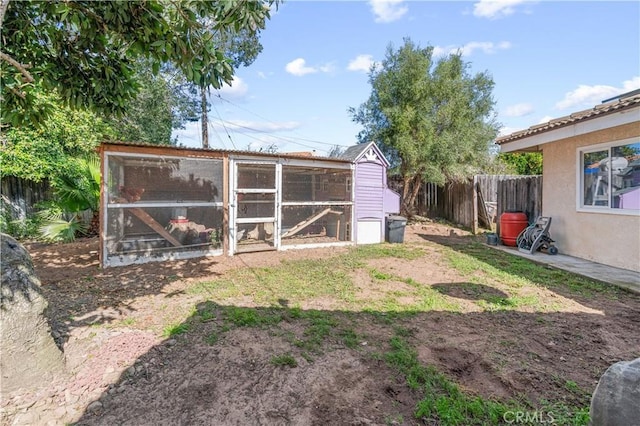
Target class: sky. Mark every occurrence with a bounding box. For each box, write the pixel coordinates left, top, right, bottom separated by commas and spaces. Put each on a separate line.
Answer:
172, 0, 640, 156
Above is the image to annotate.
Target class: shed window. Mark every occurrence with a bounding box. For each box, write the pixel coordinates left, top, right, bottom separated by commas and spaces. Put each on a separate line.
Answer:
579, 139, 640, 212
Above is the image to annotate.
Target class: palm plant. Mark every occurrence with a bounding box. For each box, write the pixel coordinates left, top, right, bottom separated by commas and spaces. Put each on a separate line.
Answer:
38, 155, 101, 242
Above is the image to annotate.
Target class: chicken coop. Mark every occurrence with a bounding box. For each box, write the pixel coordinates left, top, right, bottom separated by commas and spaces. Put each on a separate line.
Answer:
100, 142, 399, 267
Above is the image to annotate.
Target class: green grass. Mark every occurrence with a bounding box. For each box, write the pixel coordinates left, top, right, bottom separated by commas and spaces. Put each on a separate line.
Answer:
270, 353, 298, 368
444, 242, 622, 299
162, 322, 190, 338
384, 332, 590, 426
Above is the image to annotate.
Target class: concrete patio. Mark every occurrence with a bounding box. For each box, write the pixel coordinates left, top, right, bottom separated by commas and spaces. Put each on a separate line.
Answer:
487, 244, 640, 295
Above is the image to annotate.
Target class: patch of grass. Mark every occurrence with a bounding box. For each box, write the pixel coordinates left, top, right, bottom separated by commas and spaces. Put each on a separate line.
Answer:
162, 322, 190, 338
188, 257, 356, 305
122, 317, 136, 326
385, 332, 590, 425
270, 353, 298, 368
445, 242, 622, 299
339, 328, 359, 349
385, 335, 511, 425
224, 306, 282, 327
349, 244, 425, 261
205, 332, 219, 345
370, 269, 392, 280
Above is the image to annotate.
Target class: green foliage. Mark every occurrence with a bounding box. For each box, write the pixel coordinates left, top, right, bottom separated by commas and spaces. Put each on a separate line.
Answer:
106, 62, 199, 145
350, 38, 500, 214
1, 0, 279, 126
0, 90, 111, 181
498, 152, 543, 175
36, 156, 101, 242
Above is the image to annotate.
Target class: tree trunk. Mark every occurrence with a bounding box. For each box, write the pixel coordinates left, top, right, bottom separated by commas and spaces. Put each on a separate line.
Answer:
0, 234, 66, 397
406, 174, 423, 216
400, 174, 412, 217
201, 86, 208, 148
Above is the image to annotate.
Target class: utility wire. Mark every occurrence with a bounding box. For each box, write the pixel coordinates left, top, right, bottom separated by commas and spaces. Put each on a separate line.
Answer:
212, 91, 351, 148
211, 101, 237, 149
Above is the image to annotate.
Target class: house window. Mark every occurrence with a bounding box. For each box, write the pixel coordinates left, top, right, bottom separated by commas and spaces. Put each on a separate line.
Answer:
579, 139, 640, 212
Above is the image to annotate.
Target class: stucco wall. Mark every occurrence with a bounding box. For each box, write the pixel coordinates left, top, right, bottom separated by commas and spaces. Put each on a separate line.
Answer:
542, 122, 640, 272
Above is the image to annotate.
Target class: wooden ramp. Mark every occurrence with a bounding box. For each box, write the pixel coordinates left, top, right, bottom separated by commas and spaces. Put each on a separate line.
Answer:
281, 208, 341, 238
128, 208, 182, 247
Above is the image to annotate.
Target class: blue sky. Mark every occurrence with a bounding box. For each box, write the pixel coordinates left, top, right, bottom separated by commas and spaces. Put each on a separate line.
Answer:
172, 0, 640, 156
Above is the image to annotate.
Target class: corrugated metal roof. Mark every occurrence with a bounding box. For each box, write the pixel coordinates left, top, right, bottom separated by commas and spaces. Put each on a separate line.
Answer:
496, 93, 640, 145
101, 140, 351, 163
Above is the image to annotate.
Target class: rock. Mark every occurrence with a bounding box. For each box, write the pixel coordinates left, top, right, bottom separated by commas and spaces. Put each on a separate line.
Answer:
86, 401, 103, 413
166, 339, 177, 346
590, 357, 640, 426
0, 234, 66, 397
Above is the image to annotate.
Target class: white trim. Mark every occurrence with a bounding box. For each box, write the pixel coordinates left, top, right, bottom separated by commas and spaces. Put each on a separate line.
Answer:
236, 188, 277, 194
576, 136, 640, 215
106, 248, 223, 268
235, 217, 277, 224
280, 241, 354, 251
501, 107, 640, 153
281, 201, 354, 206
107, 202, 222, 208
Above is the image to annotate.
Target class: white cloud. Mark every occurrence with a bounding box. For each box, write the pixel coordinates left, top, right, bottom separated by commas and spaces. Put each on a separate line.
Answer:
347, 54, 377, 73
319, 63, 336, 73
216, 120, 301, 133
498, 126, 523, 136
538, 115, 554, 124
555, 76, 640, 110
473, 0, 532, 19
369, 0, 408, 23
285, 58, 334, 77
285, 58, 317, 76
433, 41, 512, 57
213, 76, 248, 100
504, 103, 534, 117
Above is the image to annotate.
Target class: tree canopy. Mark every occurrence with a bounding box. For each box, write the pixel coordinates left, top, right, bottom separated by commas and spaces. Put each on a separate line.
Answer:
498, 152, 543, 175
0, 0, 277, 126
349, 38, 500, 215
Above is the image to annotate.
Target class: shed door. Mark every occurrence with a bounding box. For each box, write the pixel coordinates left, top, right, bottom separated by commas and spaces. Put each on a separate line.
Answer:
356, 220, 382, 244
232, 162, 278, 253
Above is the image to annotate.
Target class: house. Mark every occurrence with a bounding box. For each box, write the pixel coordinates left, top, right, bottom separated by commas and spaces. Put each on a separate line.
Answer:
99, 141, 400, 267
496, 91, 640, 272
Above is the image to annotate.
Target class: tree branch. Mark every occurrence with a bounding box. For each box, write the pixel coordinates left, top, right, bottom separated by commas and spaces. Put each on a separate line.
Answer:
0, 51, 34, 83
0, 0, 10, 31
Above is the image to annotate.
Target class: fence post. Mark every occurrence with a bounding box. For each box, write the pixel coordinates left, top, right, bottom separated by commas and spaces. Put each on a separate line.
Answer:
472, 175, 478, 234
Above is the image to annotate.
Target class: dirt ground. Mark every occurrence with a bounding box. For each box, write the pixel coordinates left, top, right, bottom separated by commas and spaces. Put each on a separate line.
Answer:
2, 222, 639, 425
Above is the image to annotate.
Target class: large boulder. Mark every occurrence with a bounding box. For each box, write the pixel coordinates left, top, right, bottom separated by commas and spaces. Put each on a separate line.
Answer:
590, 357, 640, 426
0, 234, 65, 396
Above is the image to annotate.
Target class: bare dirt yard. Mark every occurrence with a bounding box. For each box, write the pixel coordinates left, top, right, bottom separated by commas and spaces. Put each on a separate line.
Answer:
2, 221, 639, 425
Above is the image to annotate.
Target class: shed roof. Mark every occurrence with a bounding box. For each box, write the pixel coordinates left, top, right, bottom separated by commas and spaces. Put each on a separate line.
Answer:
496, 92, 640, 146
100, 140, 350, 163
339, 141, 390, 166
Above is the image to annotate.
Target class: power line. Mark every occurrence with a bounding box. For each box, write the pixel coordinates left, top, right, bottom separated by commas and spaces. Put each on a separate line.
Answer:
211, 100, 237, 150
211, 91, 352, 148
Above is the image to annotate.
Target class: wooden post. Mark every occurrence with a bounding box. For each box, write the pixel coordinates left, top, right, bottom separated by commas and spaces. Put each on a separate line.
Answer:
472, 175, 478, 235
222, 155, 229, 255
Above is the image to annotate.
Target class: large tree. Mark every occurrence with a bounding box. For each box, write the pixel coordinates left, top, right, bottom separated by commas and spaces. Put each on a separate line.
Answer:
0, 0, 278, 395
106, 62, 199, 145
0, 0, 277, 126
349, 38, 500, 215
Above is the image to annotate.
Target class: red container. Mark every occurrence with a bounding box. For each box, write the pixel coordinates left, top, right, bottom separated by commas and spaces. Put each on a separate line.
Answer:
500, 212, 528, 247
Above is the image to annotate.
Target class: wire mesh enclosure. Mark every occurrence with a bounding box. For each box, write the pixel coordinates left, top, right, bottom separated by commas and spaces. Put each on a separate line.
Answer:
103, 153, 224, 266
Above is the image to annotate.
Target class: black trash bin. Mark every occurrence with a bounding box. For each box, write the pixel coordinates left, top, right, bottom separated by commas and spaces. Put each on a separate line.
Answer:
386, 215, 407, 243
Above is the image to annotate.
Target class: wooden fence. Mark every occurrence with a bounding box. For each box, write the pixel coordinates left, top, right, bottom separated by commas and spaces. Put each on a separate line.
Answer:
0, 176, 52, 220
394, 174, 542, 234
